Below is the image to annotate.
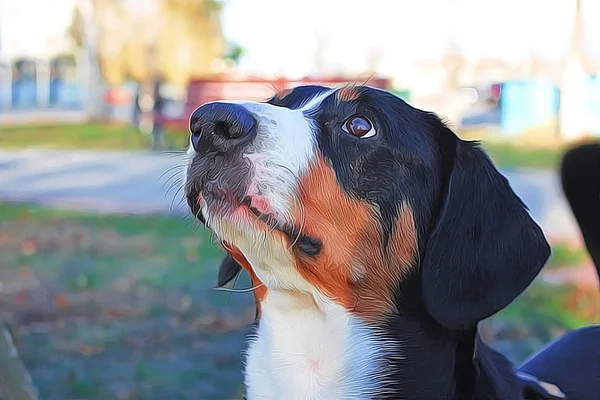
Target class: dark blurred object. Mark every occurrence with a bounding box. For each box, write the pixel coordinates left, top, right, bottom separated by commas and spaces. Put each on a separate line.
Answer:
130, 78, 167, 150
131, 82, 155, 134
518, 372, 566, 400
151, 77, 166, 151
519, 326, 600, 400
559, 141, 600, 283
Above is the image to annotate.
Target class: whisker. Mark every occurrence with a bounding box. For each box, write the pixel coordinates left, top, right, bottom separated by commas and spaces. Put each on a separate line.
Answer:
159, 164, 184, 181
213, 283, 264, 294
360, 72, 376, 86
166, 178, 183, 197
192, 208, 204, 234
270, 163, 307, 250
290, 195, 305, 249
155, 151, 188, 159
170, 185, 184, 213
226, 270, 242, 306
161, 168, 185, 187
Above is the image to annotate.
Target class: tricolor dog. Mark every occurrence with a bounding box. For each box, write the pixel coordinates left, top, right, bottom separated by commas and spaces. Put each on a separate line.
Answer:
183, 85, 600, 399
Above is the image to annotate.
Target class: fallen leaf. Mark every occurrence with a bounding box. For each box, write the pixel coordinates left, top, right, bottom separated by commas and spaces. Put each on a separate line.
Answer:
14, 290, 28, 304
19, 268, 33, 278
55, 294, 69, 309
105, 309, 129, 319
186, 249, 199, 262
139, 244, 152, 256
22, 239, 36, 255
76, 344, 105, 356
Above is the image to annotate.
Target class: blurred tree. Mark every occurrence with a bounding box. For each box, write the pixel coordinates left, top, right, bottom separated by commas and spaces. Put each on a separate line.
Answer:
557, 0, 588, 140
68, 0, 227, 88
441, 49, 466, 93
225, 42, 244, 65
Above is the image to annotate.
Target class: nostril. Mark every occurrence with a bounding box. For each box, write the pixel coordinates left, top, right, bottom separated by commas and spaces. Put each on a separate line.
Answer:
189, 102, 257, 151
214, 120, 235, 139
190, 129, 202, 151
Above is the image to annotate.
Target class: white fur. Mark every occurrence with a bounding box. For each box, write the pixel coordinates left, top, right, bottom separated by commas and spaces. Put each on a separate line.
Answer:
245, 290, 391, 400
184, 90, 398, 399
190, 91, 332, 290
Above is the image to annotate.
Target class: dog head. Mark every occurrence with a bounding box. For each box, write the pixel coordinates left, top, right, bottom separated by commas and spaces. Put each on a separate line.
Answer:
184, 85, 550, 329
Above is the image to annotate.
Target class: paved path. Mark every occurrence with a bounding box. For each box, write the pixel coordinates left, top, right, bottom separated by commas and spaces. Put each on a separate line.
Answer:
0, 148, 582, 243
0, 149, 188, 216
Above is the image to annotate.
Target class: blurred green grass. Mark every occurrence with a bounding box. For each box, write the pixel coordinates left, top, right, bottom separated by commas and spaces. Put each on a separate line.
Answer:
0, 202, 597, 399
0, 123, 189, 151
479, 141, 563, 169
0, 123, 565, 169
546, 243, 590, 269
0, 202, 250, 400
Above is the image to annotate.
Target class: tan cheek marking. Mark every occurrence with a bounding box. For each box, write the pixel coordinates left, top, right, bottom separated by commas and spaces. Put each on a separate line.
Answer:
291, 156, 417, 322
223, 243, 267, 319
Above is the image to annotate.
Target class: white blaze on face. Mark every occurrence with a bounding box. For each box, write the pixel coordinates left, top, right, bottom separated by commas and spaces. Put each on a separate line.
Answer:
238, 94, 327, 216
185, 90, 396, 399
184, 90, 332, 290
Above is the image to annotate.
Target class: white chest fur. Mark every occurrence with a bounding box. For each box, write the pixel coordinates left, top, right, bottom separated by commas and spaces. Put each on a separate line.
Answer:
243, 291, 393, 400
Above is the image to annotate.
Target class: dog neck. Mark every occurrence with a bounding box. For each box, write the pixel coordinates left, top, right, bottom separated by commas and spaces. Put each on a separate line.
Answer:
244, 289, 393, 399
243, 289, 524, 400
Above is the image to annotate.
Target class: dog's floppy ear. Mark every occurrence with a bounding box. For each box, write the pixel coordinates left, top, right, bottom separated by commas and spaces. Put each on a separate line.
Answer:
216, 254, 242, 287
421, 132, 550, 329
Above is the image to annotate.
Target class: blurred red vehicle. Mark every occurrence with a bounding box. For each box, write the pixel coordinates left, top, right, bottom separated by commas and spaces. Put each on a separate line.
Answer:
159, 75, 391, 130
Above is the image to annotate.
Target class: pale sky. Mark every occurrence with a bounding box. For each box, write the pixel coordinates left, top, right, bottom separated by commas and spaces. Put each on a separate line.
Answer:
2, 0, 599, 78
221, 0, 600, 77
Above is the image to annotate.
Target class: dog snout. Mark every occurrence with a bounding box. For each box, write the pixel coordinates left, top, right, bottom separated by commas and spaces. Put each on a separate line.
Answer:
189, 102, 257, 153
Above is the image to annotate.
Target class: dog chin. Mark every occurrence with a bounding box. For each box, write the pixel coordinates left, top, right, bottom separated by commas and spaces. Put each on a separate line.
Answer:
205, 205, 288, 251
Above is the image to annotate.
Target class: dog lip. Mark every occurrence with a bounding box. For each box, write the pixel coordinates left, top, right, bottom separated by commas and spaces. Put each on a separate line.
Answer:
243, 195, 286, 231
187, 190, 323, 257
186, 190, 205, 224
243, 196, 322, 256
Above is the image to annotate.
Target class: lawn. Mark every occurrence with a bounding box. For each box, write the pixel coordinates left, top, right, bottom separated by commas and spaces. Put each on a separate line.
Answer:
0, 202, 598, 399
479, 141, 563, 169
0, 203, 249, 400
0, 123, 189, 151
545, 243, 590, 269
0, 122, 566, 169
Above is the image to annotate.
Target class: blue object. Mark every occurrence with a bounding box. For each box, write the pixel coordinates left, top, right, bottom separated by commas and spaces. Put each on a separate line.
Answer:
11, 78, 37, 108
50, 79, 83, 109
499, 79, 560, 136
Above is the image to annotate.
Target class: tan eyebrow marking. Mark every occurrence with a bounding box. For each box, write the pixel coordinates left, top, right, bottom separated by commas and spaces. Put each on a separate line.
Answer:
336, 83, 361, 102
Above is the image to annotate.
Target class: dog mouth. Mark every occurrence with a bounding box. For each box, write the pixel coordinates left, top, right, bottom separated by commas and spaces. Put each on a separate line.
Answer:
187, 190, 322, 257
243, 197, 323, 256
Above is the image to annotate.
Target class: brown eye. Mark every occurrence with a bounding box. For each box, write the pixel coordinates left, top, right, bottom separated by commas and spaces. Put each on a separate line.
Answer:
342, 115, 376, 138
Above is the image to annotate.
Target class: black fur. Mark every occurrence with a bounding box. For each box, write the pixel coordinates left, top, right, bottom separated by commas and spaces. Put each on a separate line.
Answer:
421, 135, 550, 329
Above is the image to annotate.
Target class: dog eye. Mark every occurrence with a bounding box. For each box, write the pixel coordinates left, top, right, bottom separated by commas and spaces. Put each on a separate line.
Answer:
342, 115, 376, 138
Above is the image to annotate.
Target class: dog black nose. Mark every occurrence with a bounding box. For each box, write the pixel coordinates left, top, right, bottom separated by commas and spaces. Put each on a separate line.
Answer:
189, 102, 257, 153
